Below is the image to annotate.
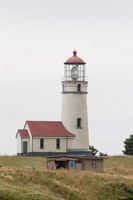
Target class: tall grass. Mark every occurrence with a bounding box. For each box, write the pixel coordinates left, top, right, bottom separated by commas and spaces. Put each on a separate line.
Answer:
0, 156, 132, 200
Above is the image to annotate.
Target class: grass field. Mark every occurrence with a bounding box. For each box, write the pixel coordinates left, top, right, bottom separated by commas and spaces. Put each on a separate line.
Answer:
0, 156, 132, 200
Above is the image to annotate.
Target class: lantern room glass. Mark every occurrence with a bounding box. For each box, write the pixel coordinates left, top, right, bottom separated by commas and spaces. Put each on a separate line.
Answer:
63, 64, 86, 82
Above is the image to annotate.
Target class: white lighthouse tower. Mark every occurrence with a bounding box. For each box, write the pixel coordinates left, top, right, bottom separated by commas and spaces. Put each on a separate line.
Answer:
61, 50, 90, 154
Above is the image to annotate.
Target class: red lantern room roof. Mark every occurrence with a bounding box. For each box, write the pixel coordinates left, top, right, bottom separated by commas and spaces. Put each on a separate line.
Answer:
64, 50, 86, 64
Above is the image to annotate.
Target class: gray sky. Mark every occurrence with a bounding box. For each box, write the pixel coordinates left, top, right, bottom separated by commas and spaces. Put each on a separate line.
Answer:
0, 0, 133, 155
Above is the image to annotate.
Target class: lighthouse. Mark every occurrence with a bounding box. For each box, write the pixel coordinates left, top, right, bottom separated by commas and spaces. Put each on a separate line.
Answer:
16, 50, 90, 156
61, 50, 90, 154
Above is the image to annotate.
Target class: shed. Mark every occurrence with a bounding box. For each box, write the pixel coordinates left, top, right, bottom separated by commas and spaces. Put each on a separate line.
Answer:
47, 155, 104, 172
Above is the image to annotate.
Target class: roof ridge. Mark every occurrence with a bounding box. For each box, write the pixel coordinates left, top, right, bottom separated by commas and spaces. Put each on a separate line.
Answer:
26, 120, 62, 122
24, 121, 75, 137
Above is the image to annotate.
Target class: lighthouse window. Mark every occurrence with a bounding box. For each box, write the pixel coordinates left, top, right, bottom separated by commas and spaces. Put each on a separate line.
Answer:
77, 118, 81, 128
62, 84, 64, 92
56, 139, 60, 149
78, 84, 81, 91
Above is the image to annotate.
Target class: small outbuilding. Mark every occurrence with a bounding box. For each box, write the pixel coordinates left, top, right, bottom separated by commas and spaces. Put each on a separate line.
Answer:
47, 155, 104, 172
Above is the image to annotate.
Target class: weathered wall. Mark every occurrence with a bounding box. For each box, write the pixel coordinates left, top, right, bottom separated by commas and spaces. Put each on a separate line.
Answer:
47, 160, 56, 169
82, 159, 103, 172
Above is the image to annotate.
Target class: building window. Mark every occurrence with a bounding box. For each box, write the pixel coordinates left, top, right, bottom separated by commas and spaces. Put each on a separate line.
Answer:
62, 84, 64, 92
91, 161, 97, 168
56, 139, 60, 149
78, 84, 81, 91
40, 139, 44, 149
77, 118, 81, 128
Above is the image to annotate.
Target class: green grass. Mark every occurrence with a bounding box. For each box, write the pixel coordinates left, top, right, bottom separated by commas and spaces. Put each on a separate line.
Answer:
104, 155, 133, 176
0, 156, 46, 168
0, 156, 132, 200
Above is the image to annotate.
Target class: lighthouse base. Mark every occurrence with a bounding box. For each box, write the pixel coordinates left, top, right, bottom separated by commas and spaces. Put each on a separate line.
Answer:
17, 149, 92, 157
67, 149, 91, 156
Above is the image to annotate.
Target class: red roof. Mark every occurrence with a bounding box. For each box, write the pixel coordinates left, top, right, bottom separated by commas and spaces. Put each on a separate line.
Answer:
18, 129, 29, 138
26, 121, 75, 137
65, 50, 85, 64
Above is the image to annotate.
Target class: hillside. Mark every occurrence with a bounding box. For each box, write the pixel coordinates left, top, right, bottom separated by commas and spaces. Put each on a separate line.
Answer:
0, 156, 132, 200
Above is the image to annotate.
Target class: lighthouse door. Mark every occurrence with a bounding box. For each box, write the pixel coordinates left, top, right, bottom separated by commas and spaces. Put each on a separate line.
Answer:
23, 141, 28, 154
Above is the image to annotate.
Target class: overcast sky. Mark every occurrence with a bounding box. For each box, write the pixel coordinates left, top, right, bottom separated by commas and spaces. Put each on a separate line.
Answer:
0, 0, 133, 155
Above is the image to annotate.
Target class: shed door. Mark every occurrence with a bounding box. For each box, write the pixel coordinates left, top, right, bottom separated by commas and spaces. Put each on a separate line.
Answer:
23, 142, 28, 154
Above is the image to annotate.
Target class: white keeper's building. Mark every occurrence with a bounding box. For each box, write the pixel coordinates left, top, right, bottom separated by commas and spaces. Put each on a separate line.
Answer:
16, 51, 90, 156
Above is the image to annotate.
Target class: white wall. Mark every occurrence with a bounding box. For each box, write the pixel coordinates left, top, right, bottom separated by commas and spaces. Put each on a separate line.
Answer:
16, 133, 21, 154
16, 133, 30, 154
24, 123, 32, 152
33, 137, 67, 152
61, 81, 89, 150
